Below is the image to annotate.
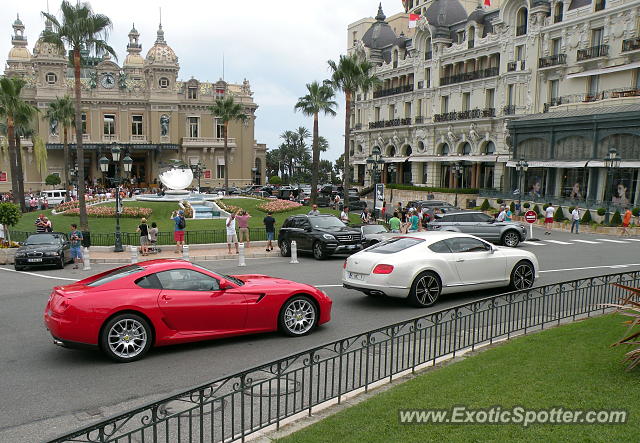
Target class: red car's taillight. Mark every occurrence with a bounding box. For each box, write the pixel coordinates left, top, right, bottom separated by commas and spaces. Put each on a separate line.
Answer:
343, 259, 347, 269
372, 264, 394, 274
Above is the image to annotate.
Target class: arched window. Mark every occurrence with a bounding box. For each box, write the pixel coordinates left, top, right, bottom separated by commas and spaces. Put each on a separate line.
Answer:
425, 37, 432, 60
389, 146, 397, 157
393, 50, 399, 68
461, 142, 472, 155
441, 143, 450, 155
468, 26, 475, 49
418, 140, 425, 152
404, 145, 412, 156
554, 2, 563, 22
485, 141, 496, 155
516, 8, 528, 36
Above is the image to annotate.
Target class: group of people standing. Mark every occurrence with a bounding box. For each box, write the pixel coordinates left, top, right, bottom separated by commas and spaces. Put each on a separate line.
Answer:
225, 209, 277, 254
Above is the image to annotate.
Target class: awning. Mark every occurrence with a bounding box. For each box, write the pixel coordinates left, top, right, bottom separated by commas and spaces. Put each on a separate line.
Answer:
567, 61, 640, 79
408, 155, 498, 163
45, 143, 179, 151
586, 160, 640, 168
506, 160, 588, 168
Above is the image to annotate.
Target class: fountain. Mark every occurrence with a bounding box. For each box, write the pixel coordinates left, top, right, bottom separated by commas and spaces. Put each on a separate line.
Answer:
135, 161, 228, 219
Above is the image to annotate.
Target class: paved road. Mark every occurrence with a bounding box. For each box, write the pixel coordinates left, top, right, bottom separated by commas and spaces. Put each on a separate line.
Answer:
1, 226, 639, 442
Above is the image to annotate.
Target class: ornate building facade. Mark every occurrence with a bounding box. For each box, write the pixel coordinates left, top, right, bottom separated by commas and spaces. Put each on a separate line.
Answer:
348, 0, 640, 208
2, 17, 267, 192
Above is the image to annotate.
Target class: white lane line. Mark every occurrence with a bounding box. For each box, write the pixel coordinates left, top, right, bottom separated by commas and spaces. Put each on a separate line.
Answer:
544, 240, 573, 245
0, 267, 77, 281
539, 263, 640, 274
625, 238, 640, 242
524, 241, 546, 246
596, 238, 629, 244
572, 239, 600, 244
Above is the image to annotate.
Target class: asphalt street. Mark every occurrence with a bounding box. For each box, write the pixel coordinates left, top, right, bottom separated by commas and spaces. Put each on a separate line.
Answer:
1, 226, 639, 442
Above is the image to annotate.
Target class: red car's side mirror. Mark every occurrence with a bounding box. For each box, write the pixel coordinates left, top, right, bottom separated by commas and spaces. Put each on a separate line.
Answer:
219, 280, 233, 290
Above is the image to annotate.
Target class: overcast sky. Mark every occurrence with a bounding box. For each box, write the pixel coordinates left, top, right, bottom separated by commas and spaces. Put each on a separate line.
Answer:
0, 0, 403, 162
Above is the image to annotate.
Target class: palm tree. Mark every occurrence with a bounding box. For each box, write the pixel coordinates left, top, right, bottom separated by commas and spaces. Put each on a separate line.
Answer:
45, 96, 74, 198
42, 1, 116, 230
208, 97, 247, 189
294, 82, 337, 204
0, 77, 36, 212
14, 106, 40, 205
327, 54, 380, 190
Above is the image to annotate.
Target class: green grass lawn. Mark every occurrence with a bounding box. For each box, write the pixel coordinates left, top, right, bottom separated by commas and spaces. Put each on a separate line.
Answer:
280, 314, 640, 443
11, 198, 362, 235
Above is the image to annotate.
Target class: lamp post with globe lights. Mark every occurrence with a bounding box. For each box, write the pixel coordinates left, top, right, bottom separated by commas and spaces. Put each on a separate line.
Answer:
99, 144, 132, 252
515, 158, 528, 216
603, 147, 621, 225
189, 161, 206, 192
452, 162, 463, 208
366, 146, 385, 215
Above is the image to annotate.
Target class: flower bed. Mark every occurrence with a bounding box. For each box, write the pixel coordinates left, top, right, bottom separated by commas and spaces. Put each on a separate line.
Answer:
55, 196, 109, 213
62, 206, 153, 218
256, 199, 302, 213
217, 200, 241, 214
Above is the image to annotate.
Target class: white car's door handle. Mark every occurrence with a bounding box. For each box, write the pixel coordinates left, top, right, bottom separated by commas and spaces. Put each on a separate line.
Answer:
456, 258, 465, 262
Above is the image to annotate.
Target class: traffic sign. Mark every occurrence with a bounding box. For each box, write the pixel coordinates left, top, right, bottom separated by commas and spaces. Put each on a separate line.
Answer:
524, 210, 537, 224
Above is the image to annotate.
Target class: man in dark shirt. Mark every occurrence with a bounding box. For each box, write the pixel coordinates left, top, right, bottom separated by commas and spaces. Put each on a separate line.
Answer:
263, 211, 276, 252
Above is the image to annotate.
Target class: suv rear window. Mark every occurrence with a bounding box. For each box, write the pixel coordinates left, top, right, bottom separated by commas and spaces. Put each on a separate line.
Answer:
368, 237, 424, 254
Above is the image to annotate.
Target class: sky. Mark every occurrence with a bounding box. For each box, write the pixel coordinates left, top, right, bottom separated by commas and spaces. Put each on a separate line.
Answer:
0, 0, 404, 162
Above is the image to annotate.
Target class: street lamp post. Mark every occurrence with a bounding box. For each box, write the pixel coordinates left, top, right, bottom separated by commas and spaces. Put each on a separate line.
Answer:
452, 162, 462, 208
189, 162, 206, 192
366, 146, 384, 212
603, 147, 621, 225
515, 158, 529, 216
99, 145, 133, 252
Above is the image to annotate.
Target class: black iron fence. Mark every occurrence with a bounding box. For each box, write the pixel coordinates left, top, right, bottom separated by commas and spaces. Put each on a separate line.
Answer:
50, 270, 639, 443
10, 228, 278, 247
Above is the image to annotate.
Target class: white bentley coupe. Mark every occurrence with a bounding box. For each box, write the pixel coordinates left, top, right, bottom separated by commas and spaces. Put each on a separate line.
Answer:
342, 232, 539, 307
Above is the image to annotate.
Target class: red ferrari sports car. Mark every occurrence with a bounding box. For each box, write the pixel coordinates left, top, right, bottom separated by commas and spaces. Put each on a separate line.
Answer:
44, 259, 332, 362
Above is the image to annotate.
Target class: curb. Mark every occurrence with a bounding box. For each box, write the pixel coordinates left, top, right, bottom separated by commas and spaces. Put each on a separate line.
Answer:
89, 251, 280, 263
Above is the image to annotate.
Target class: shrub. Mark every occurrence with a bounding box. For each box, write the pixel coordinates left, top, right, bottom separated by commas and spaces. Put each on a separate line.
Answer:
533, 205, 542, 216
611, 210, 622, 226
45, 174, 61, 187
553, 206, 566, 222
496, 198, 503, 204
606, 283, 640, 371
523, 202, 530, 209
480, 199, 491, 211
509, 201, 516, 213
181, 201, 194, 218
268, 175, 282, 185
597, 207, 606, 216
581, 209, 592, 224
0, 202, 21, 242
633, 208, 640, 217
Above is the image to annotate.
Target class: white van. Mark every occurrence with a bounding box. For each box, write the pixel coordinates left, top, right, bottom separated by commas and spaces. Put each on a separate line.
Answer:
40, 190, 67, 206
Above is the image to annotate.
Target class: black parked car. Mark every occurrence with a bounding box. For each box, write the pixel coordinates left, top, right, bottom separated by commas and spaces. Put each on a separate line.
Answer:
278, 214, 363, 260
357, 224, 391, 248
14, 232, 72, 271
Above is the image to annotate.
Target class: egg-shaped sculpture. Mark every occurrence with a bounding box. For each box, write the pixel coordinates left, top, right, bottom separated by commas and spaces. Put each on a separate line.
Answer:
158, 164, 193, 191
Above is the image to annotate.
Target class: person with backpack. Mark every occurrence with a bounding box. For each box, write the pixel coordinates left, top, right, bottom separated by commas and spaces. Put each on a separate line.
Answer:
172, 210, 186, 254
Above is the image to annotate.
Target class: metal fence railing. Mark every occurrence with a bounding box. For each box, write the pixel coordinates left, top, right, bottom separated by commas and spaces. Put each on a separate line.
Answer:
9, 228, 278, 247
49, 270, 640, 443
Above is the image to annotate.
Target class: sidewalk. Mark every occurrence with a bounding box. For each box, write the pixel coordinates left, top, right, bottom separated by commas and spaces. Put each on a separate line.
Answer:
88, 241, 281, 263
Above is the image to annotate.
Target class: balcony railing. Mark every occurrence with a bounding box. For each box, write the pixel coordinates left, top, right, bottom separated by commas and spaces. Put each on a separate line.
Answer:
516, 25, 527, 36
130, 135, 147, 142
503, 105, 516, 115
440, 67, 499, 86
367, 118, 412, 129
622, 37, 640, 52
543, 87, 640, 112
577, 44, 608, 61
102, 134, 117, 142
181, 137, 237, 147
372, 84, 414, 99
507, 61, 517, 72
433, 108, 495, 122
415, 116, 424, 124
538, 53, 567, 68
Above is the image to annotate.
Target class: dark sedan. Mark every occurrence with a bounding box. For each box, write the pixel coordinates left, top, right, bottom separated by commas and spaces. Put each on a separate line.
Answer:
14, 233, 72, 271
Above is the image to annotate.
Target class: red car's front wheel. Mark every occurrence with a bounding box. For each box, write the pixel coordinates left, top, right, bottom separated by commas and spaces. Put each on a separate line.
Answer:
279, 296, 317, 336
100, 313, 152, 363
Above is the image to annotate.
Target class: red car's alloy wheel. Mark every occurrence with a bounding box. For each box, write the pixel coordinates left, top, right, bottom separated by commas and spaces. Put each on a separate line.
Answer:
101, 314, 152, 363
280, 297, 317, 336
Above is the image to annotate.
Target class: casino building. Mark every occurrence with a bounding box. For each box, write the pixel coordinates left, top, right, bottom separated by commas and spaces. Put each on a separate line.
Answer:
348, 0, 640, 208
1, 16, 267, 191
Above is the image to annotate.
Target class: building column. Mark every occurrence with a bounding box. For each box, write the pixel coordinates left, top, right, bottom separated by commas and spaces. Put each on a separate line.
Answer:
427, 162, 439, 187
494, 163, 505, 190
411, 161, 422, 185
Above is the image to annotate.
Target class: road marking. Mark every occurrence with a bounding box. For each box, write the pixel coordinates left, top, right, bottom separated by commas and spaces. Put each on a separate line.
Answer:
572, 239, 600, 244
0, 267, 77, 281
624, 238, 640, 242
316, 284, 343, 288
544, 240, 573, 245
596, 238, 629, 244
524, 241, 546, 246
539, 263, 640, 274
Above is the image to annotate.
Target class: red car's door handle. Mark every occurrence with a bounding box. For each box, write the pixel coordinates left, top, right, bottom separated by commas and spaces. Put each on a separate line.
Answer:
161, 294, 172, 301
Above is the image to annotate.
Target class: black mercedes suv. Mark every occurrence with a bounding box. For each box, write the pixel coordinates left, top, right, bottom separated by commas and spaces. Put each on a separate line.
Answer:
278, 214, 363, 260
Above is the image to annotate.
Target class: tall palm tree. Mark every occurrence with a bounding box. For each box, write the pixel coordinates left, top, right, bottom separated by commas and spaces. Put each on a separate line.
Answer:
45, 96, 74, 198
294, 81, 337, 204
42, 1, 116, 230
0, 77, 36, 212
327, 54, 379, 190
208, 97, 247, 189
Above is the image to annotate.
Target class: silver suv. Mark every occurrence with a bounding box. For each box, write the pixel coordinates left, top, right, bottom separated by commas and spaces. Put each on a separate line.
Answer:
427, 211, 527, 247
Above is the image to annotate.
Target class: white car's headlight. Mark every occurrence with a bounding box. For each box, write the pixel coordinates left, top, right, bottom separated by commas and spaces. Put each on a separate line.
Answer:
323, 234, 336, 240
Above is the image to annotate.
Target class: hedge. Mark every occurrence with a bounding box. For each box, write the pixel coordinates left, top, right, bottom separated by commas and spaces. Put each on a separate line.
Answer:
553, 206, 566, 222
523, 202, 530, 209
581, 209, 592, 224
480, 199, 491, 211
611, 210, 622, 226
597, 208, 606, 216
385, 184, 479, 194
633, 208, 640, 217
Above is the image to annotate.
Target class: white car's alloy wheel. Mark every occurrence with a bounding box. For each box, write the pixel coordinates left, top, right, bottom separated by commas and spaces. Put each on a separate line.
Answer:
510, 261, 535, 290
409, 271, 441, 308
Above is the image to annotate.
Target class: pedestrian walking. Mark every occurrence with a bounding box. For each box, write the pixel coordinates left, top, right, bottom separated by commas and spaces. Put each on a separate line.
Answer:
544, 204, 555, 235
137, 217, 150, 256
621, 208, 632, 237
571, 207, 580, 234
172, 210, 186, 254
69, 224, 83, 269
263, 211, 276, 252
226, 211, 239, 254
340, 206, 350, 224
307, 204, 320, 216
236, 210, 251, 248
388, 212, 401, 233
